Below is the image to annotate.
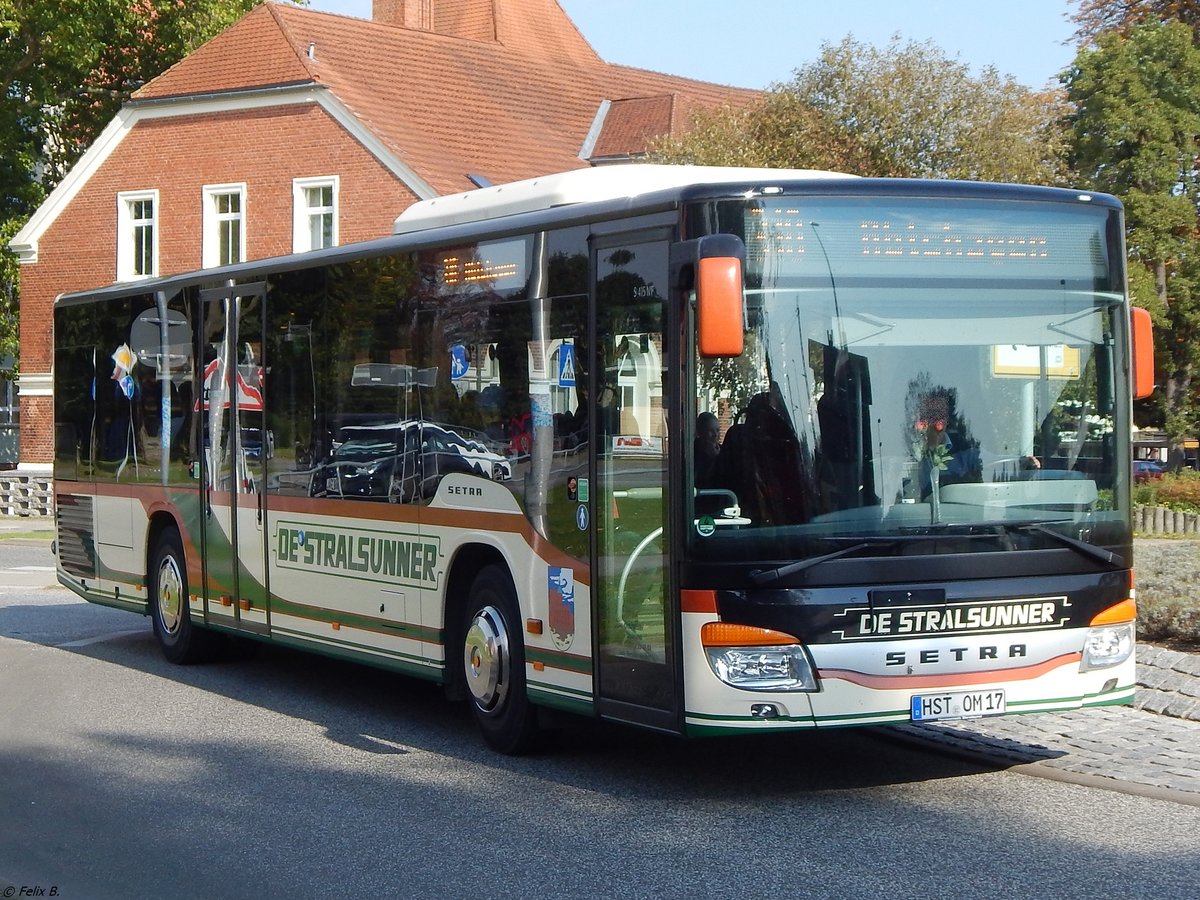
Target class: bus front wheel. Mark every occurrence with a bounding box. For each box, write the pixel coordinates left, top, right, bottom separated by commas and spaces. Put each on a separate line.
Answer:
461, 565, 540, 754
150, 528, 212, 665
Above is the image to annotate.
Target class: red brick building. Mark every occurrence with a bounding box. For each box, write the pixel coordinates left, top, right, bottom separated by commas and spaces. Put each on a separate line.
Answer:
7, 0, 753, 494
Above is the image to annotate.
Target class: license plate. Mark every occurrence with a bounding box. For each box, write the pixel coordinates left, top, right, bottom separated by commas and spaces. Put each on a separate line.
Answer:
326, 477, 340, 492
910, 689, 1006, 721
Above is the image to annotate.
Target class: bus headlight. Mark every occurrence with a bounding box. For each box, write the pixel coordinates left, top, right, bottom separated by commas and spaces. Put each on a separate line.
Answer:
1080, 622, 1134, 671
701, 622, 818, 692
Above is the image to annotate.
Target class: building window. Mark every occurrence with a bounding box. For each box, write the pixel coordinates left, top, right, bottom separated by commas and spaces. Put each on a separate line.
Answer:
203, 183, 247, 268
0, 356, 16, 467
116, 190, 158, 280
293, 177, 339, 252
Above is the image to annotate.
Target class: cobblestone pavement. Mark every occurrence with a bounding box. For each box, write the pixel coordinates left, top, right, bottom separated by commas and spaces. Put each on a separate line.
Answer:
896, 646, 1200, 803
1134, 644, 1200, 720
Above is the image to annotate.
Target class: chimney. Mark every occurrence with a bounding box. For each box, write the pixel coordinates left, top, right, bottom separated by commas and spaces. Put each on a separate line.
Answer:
372, 1, 399, 24
372, 1, 495, 42
372, 0, 433, 30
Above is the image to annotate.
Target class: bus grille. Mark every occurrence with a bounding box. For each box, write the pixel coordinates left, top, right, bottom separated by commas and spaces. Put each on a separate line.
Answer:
55, 493, 97, 579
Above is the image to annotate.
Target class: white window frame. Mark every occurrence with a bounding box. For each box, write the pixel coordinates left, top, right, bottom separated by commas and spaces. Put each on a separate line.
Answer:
202, 183, 247, 268
116, 189, 159, 281
292, 176, 339, 252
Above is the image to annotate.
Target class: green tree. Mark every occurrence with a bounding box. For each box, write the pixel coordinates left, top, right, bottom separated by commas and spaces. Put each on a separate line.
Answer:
791, 36, 1069, 183
653, 90, 874, 173
0, 0, 301, 377
1066, 21, 1200, 441
656, 35, 1068, 185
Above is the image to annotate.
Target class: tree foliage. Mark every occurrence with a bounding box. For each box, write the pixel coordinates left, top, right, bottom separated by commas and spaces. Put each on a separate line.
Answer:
653, 90, 874, 173
1072, 0, 1200, 44
1066, 21, 1200, 440
0, 0, 295, 376
787, 36, 1069, 183
656, 35, 1068, 185
1, 0, 277, 192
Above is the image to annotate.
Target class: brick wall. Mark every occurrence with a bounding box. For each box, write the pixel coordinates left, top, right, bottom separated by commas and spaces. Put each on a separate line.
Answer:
17, 397, 53, 468
17, 101, 421, 466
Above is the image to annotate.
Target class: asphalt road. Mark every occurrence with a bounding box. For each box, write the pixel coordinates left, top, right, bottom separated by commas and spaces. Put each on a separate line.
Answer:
2, 540, 1200, 898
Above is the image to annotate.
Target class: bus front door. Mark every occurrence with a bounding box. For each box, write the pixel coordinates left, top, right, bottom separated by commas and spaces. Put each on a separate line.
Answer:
591, 233, 679, 732
198, 284, 270, 636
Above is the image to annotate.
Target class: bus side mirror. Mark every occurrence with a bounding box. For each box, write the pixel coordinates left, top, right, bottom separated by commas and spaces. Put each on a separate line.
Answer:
1131, 306, 1154, 399
697, 256, 744, 357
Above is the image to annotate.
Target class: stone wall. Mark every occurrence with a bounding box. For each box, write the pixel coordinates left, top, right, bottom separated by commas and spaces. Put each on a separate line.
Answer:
0, 474, 52, 517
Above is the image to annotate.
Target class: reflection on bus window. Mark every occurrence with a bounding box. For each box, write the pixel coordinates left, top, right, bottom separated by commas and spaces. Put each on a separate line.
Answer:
689, 196, 1122, 557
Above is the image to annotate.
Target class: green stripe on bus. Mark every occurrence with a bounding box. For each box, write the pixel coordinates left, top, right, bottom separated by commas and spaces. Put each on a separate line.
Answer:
1006, 685, 1134, 710
526, 646, 592, 674
270, 627, 444, 681
684, 720, 820, 737
1083, 691, 1135, 708
528, 686, 593, 716
269, 600, 443, 644
685, 710, 819, 725
811, 708, 911, 724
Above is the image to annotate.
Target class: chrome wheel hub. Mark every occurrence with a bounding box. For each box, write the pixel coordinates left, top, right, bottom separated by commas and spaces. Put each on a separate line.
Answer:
157, 556, 184, 635
464, 605, 508, 711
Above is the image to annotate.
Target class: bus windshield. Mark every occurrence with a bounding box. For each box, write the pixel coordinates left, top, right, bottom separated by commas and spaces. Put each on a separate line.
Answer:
688, 195, 1129, 561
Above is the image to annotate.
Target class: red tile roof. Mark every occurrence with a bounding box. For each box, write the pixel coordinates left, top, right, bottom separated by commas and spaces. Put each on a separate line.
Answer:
132, 1, 756, 195
134, 3, 317, 97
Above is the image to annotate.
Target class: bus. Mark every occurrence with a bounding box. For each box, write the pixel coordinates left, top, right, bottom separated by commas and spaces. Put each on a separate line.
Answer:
53, 165, 1155, 752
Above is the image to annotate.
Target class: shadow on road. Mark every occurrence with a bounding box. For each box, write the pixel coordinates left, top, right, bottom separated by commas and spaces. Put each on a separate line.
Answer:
0, 595, 1028, 798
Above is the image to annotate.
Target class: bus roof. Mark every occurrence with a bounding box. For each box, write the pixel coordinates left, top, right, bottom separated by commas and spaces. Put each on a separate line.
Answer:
391, 164, 856, 235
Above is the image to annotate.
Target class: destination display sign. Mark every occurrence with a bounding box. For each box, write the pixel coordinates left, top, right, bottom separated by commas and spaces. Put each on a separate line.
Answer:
437, 237, 528, 292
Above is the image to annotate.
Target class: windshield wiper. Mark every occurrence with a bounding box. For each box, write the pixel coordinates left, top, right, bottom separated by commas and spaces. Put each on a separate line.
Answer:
749, 531, 998, 586
748, 524, 1123, 587
751, 541, 883, 587
1012, 522, 1125, 569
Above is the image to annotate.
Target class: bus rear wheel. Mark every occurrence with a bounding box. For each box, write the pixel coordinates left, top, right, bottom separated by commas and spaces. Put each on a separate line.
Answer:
150, 528, 213, 664
461, 565, 540, 754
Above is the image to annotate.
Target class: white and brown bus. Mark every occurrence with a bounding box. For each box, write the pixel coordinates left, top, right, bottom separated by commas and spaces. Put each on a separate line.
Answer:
53, 166, 1153, 752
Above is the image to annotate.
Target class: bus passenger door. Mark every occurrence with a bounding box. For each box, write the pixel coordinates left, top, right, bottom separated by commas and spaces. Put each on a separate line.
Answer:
198, 283, 270, 635
591, 233, 679, 732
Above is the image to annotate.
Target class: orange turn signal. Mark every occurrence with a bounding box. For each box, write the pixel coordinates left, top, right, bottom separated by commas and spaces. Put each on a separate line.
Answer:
701, 622, 799, 647
1090, 598, 1136, 626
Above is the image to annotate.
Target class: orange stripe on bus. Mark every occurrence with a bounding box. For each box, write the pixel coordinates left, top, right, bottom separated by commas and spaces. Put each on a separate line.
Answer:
819, 652, 1083, 690
67, 482, 594, 589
